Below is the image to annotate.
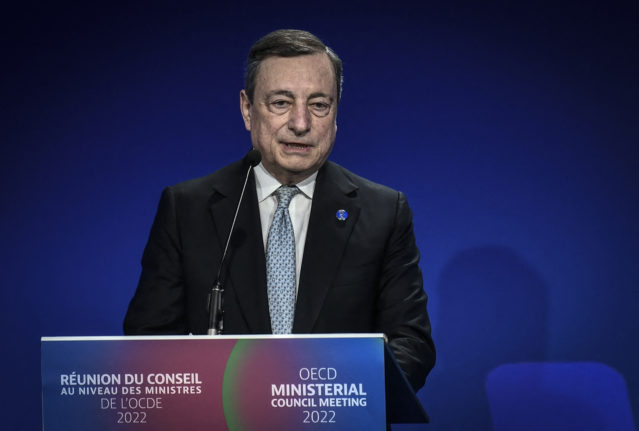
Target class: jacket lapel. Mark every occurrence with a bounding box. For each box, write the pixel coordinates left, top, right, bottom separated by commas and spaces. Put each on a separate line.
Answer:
208, 163, 271, 333
294, 162, 360, 332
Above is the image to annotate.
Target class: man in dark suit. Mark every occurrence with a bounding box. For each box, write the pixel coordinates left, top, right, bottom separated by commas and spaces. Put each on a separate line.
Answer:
124, 29, 435, 391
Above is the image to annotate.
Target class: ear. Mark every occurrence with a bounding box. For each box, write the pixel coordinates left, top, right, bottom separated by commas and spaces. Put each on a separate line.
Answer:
240, 90, 252, 131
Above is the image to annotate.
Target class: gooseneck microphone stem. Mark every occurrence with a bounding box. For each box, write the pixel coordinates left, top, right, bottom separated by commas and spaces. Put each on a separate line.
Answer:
208, 149, 261, 335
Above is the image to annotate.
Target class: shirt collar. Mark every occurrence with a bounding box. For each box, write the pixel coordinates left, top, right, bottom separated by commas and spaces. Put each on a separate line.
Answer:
254, 162, 317, 202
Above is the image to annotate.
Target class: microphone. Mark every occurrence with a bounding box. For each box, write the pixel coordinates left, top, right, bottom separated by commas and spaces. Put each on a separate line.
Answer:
207, 148, 262, 335
245, 147, 262, 167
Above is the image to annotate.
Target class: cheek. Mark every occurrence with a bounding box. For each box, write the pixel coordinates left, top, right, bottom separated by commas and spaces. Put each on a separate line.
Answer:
261, 118, 286, 140
252, 121, 274, 145
318, 123, 337, 148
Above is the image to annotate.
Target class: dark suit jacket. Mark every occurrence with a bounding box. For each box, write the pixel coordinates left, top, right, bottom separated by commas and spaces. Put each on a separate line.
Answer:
124, 158, 435, 390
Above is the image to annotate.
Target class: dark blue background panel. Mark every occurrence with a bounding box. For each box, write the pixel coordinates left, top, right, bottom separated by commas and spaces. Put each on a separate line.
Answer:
2, 2, 637, 430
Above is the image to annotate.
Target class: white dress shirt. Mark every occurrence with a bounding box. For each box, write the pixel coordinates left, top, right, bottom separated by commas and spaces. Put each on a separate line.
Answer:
253, 163, 316, 292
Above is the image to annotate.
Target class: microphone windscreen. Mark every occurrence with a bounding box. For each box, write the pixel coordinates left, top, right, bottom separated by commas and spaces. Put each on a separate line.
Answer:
245, 148, 262, 167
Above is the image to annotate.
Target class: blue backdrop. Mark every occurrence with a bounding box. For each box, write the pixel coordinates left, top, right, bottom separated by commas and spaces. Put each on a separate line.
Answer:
3, 1, 638, 429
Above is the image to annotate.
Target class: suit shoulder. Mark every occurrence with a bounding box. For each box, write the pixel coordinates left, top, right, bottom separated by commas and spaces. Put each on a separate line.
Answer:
167, 159, 244, 197
324, 160, 403, 199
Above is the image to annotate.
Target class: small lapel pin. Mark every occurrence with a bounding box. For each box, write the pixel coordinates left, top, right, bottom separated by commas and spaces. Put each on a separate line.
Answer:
336, 209, 348, 221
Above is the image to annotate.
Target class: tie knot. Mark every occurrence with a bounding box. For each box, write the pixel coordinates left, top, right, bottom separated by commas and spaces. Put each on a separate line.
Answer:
275, 186, 300, 209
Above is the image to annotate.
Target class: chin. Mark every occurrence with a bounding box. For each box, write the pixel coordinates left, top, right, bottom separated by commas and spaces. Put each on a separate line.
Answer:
280, 159, 314, 172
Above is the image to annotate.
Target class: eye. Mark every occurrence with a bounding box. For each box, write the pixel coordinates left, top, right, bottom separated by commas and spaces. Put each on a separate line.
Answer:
309, 102, 331, 117
268, 99, 292, 113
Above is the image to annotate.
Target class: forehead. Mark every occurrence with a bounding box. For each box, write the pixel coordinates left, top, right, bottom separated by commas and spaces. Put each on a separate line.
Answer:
255, 54, 337, 99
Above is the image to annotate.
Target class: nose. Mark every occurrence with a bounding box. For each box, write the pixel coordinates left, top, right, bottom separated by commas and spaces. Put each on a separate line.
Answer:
287, 102, 311, 136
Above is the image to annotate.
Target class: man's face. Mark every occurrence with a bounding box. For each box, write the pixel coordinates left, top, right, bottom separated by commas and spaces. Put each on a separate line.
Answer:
240, 53, 338, 185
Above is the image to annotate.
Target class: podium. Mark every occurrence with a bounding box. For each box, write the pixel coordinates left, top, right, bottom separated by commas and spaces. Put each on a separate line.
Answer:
41, 334, 428, 430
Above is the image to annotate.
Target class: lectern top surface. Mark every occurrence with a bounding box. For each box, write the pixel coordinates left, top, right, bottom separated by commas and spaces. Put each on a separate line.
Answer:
41, 333, 386, 342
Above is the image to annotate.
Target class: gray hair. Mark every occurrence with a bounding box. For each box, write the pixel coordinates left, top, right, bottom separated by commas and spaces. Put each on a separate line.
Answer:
244, 29, 343, 103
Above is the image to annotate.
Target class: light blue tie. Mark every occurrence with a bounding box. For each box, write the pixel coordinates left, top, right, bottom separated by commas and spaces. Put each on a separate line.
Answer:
266, 186, 300, 334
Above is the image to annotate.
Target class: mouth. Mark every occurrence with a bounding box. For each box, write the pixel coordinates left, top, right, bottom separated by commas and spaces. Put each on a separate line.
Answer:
282, 142, 312, 150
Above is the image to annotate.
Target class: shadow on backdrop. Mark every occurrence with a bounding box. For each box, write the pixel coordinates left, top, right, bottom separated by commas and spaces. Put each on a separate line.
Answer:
425, 246, 548, 430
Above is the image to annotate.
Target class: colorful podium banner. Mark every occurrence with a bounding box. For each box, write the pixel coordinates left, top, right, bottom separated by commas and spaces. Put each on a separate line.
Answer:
41, 335, 386, 430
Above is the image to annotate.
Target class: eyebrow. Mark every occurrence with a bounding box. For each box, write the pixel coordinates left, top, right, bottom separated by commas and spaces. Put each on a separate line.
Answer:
266, 90, 295, 99
265, 90, 333, 102
308, 92, 334, 102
